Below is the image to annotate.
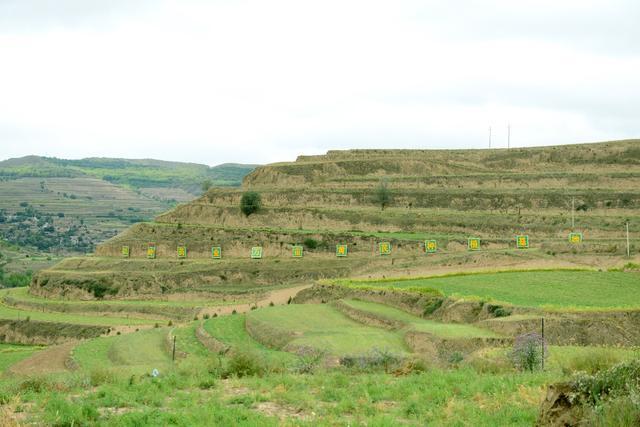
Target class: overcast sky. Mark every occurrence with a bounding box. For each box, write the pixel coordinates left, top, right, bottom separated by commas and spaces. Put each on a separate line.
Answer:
1, 0, 639, 165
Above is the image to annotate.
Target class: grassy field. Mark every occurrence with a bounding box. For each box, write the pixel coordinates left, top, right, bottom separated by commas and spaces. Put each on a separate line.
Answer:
246, 305, 408, 355
1, 287, 238, 310
0, 343, 44, 373
342, 299, 500, 338
0, 299, 155, 326
73, 328, 173, 374
203, 314, 295, 364
335, 270, 640, 310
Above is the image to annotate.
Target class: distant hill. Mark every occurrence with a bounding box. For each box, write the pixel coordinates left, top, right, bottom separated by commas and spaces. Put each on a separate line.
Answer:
0, 156, 259, 194
0, 156, 258, 266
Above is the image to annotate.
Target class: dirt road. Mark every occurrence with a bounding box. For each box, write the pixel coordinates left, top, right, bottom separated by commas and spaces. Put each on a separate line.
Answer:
198, 284, 311, 317
7, 341, 76, 376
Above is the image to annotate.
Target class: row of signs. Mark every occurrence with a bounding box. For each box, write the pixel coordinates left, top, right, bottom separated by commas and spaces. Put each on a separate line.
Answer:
122, 233, 585, 259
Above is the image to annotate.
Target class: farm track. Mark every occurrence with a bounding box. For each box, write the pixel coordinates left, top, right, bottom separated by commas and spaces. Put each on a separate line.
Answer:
7, 341, 76, 376
197, 284, 312, 318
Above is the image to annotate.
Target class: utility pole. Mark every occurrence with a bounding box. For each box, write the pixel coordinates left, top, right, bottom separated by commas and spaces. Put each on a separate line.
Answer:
627, 221, 631, 258
541, 318, 545, 371
489, 126, 492, 149
571, 197, 575, 229
507, 123, 511, 149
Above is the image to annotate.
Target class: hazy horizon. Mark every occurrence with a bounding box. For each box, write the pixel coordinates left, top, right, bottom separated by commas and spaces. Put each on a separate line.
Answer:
1, 0, 639, 165
1, 137, 637, 167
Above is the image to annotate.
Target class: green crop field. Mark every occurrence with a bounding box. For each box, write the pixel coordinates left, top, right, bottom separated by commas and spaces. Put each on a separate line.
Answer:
0, 343, 44, 373
1, 287, 217, 308
73, 328, 173, 374
335, 270, 640, 310
342, 299, 500, 338
0, 298, 155, 326
203, 314, 295, 364
246, 305, 408, 355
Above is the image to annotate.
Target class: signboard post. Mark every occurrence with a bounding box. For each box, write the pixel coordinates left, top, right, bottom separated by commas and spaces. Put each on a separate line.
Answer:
211, 246, 222, 259
251, 247, 263, 259
468, 238, 481, 251
177, 245, 187, 259
516, 235, 529, 249
292, 245, 303, 258
336, 244, 348, 257
425, 240, 437, 253
147, 243, 156, 259
379, 242, 391, 255
569, 232, 583, 244
121, 246, 130, 258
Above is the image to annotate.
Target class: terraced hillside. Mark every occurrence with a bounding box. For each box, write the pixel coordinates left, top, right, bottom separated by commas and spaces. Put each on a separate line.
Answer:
0, 157, 257, 276
34, 140, 639, 299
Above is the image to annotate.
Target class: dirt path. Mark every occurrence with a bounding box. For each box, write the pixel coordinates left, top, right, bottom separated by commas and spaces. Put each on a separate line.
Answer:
198, 284, 311, 317
7, 341, 76, 376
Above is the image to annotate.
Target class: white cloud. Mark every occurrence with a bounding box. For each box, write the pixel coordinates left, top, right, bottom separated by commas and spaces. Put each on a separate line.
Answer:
0, 0, 638, 165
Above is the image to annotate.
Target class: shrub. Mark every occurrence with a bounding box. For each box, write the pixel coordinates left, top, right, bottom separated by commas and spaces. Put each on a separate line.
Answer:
231, 309, 237, 315
303, 238, 319, 249
448, 351, 464, 366
510, 332, 547, 371
487, 304, 512, 318
293, 346, 326, 374
225, 349, 265, 378
340, 348, 404, 373
422, 299, 443, 316
203, 313, 210, 319
154, 323, 160, 328
269, 301, 274, 307
240, 191, 261, 216
167, 320, 173, 326
373, 179, 393, 210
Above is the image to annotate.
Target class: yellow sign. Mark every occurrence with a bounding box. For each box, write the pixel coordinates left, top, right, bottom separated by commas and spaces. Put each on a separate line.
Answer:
211, 246, 222, 259
177, 245, 187, 259
379, 242, 391, 255
251, 247, 263, 259
121, 246, 130, 258
147, 244, 156, 259
468, 238, 481, 251
516, 235, 529, 249
292, 245, 303, 258
336, 245, 348, 257
569, 233, 583, 244
425, 240, 437, 253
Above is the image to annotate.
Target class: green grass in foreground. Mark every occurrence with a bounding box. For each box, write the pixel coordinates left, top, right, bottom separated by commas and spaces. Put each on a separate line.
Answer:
342, 299, 500, 338
73, 328, 173, 374
247, 305, 409, 355
337, 271, 640, 310
0, 343, 44, 374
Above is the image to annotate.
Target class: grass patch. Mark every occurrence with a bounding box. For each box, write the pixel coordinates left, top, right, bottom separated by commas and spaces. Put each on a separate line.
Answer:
336, 271, 640, 310
73, 328, 173, 374
246, 304, 409, 355
342, 299, 500, 338
203, 314, 295, 365
0, 301, 153, 326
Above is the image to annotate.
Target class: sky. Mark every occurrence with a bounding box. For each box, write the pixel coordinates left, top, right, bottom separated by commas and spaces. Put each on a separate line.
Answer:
1, 0, 639, 166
